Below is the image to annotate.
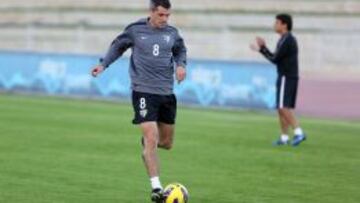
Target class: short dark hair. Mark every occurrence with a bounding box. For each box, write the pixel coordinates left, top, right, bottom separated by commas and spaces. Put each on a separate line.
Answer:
150, 0, 171, 10
276, 13, 293, 31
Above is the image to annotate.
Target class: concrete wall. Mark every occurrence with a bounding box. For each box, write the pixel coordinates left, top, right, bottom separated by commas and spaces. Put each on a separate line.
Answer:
0, 0, 360, 76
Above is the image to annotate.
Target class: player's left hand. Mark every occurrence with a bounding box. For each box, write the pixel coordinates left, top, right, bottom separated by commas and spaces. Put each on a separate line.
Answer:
91, 64, 105, 77
176, 66, 186, 84
256, 37, 266, 47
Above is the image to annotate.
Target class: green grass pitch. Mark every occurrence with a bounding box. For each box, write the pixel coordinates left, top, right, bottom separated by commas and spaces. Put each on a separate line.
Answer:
0, 94, 359, 203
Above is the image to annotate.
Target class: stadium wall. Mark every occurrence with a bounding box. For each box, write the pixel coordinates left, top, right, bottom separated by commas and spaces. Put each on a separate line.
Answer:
1, 0, 359, 77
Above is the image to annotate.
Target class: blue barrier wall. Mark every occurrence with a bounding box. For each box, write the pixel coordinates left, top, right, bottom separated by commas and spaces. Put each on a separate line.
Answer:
0, 51, 276, 109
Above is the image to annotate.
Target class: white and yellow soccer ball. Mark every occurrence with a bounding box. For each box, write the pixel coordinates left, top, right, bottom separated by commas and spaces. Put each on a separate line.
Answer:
163, 183, 189, 203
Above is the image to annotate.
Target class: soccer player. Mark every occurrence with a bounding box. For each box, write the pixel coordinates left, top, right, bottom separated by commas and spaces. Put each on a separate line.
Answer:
90, 0, 187, 202
251, 14, 307, 146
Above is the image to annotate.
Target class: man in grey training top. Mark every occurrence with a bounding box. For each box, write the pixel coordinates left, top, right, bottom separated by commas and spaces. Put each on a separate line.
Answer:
90, 0, 187, 202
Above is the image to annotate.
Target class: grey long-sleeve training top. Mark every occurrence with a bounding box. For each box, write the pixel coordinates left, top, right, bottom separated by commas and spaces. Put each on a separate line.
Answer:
100, 18, 187, 95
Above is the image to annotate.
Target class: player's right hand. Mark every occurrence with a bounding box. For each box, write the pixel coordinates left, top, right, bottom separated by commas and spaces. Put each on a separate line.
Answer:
91, 65, 105, 77
250, 43, 260, 52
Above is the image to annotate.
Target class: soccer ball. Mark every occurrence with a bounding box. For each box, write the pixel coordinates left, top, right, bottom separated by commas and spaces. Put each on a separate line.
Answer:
163, 183, 189, 203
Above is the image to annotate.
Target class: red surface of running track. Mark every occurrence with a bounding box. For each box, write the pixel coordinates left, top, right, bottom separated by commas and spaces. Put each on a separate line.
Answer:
297, 79, 360, 120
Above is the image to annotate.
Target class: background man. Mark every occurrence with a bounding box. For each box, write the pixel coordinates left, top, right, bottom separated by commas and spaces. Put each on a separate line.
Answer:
251, 14, 307, 146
